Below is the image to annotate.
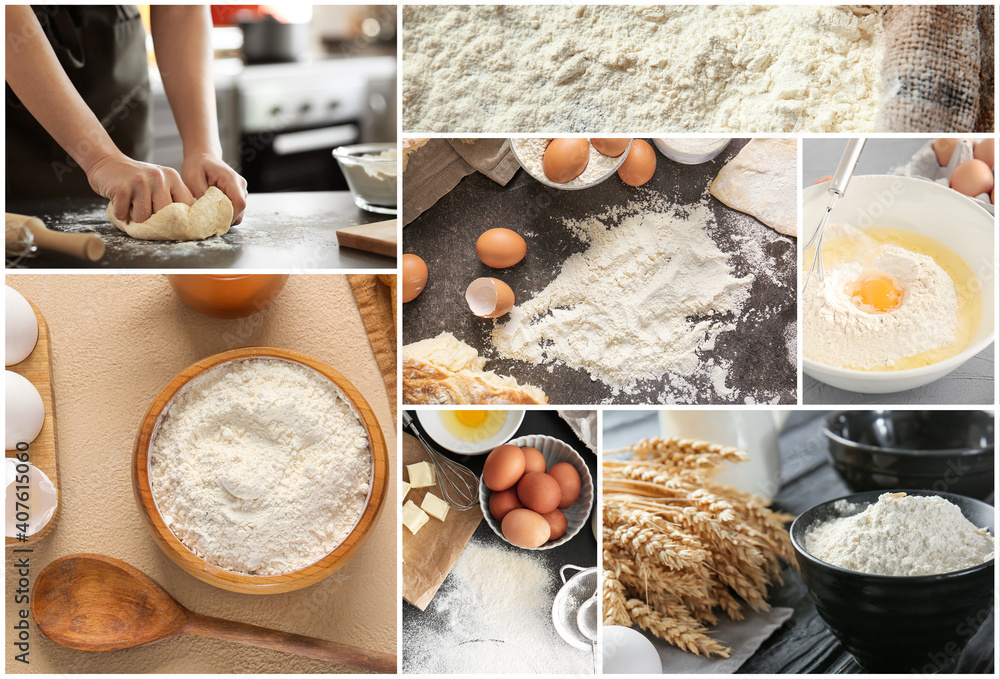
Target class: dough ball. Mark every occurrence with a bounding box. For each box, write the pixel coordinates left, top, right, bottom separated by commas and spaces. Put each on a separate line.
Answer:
107, 186, 233, 241
5, 371, 44, 450
5, 286, 38, 366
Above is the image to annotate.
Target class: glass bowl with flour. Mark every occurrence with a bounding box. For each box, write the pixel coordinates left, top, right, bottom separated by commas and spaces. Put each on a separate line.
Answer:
332, 143, 398, 215
134, 347, 387, 593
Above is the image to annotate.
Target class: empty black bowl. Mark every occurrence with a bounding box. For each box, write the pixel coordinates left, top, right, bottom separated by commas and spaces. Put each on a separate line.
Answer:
791, 490, 995, 673
823, 410, 994, 500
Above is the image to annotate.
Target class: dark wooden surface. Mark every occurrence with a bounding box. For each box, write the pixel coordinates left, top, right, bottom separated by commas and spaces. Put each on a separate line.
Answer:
402, 139, 796, 405
6, 192, 394, 269
401, 410, 598, 672
603, 410, 995, 674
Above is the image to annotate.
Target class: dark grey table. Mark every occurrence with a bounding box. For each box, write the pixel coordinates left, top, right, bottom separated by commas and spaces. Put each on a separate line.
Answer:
403, 139, 796, 405
603, 410, 994, 674
402, 410, 598, 673
6, 192, 395, 269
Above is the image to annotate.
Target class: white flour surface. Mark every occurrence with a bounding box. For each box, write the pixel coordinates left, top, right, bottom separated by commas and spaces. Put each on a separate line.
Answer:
803, 241, 959, 369
403, 541, 591, 674
149, 358, 372, 575
805, 493, 995, 576
403, 5, 884, 132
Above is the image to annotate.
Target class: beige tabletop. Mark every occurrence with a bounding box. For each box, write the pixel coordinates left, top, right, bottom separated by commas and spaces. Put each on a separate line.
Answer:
4, 274, 396, 674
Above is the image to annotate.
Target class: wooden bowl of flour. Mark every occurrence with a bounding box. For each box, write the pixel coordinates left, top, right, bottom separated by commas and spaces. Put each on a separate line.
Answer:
132, 347, 389, 594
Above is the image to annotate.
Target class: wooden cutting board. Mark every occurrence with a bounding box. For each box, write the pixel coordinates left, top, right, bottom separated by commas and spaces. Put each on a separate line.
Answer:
336, 219, 397, 258
6, 299, 60, 546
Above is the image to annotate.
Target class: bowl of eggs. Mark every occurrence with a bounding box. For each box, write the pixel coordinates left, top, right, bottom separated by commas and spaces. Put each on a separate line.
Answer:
802, 175, 994, 394
414, 409, 525, 455
510, 138, 634, 190
479, 435, 594, 550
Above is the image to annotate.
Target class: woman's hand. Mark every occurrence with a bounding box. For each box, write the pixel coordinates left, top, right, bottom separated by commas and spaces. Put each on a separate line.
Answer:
88, 153, 194, 223
182, 153, 248, 225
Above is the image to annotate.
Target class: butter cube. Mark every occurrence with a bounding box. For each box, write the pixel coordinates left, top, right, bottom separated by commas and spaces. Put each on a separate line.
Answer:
421, 492, 450, 522
401, 481, 411, 501
407, 461, 436, 488
402, 500, 429, 535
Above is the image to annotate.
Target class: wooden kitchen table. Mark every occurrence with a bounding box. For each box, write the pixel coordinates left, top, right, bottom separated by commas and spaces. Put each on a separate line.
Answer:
6, 192, 396, 269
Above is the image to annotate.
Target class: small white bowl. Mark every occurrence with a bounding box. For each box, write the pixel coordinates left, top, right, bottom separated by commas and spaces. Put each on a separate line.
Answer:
802, 175, 995, 394
332, 143, 397, 215
509, 138, 632, 190
480, 434, 594, 550
413, 410, 525, 455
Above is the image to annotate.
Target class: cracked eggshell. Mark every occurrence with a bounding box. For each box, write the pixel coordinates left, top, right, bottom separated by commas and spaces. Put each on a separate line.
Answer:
5, 286, 38, 366
5, 371, 44, 450
5, 458, 56, 538
465, 278, 515, 318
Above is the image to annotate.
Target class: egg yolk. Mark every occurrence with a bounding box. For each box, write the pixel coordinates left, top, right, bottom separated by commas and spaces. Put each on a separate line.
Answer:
455, 410, 489, 427
846, 269, 904, 314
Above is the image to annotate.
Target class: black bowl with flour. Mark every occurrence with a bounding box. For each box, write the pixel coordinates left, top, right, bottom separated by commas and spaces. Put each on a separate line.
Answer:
790, 490, 995, 673
823, 410, 994, 500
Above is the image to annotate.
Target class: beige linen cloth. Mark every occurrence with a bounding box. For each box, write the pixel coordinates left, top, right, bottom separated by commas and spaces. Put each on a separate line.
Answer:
879, 5, 994, 132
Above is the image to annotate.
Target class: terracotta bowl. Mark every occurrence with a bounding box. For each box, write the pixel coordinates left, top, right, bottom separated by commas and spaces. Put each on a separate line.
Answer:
165, 274, 289, 319
132, 347, 388, 594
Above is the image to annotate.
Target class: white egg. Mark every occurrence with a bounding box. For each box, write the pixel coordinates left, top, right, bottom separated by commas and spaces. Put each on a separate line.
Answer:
5, 371, 45, 450
602, 625, 663, 674
5, 286, 38, 366
5, 458, 57, 537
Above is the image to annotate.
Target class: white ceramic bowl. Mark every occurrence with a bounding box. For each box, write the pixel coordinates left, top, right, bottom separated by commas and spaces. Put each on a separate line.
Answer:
802, 175, 995, 394
413, 410, 525, 455
480, 434, 594, 550
509, 138, 633, 190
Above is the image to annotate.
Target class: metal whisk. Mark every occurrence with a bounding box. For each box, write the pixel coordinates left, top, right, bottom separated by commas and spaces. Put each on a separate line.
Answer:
402, 412, 480, 510
802, 138, 867, 293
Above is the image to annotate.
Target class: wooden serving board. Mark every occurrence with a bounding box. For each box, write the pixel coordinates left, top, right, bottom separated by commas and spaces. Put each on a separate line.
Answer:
336, 219, 397, 258
6, 299, 60, 546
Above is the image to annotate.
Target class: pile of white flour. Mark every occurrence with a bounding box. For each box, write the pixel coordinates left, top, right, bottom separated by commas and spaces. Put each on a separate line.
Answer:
491, 200, 756, 397
403, 541, 591, 674
403, 5, 884, 132
149, 358, 372, 575
513, 138, 620, 186
805, 493, 995, 576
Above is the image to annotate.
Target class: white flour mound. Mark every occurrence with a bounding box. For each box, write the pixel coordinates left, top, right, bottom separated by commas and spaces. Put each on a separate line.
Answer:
803, 244, 959, 369
403, 541, 591, 674
513, 138, 620, 186
805, 493, 995, 576
491, 201, 754, 395
403, 5, 884, 132
149, 358, 372, 575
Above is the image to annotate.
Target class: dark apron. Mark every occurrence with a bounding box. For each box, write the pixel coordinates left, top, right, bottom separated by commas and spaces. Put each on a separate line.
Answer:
6, 5, 151, 199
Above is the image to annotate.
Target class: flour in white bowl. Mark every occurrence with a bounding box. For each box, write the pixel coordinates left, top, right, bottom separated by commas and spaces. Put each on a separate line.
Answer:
805, 492, 994, 576
513, 138, 621, 187
803, 244, 959, 369
149, 358, 372, 575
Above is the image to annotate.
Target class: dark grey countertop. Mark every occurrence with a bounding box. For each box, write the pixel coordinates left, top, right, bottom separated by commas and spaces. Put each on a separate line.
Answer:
6, 192, 395, 269
402, 139, 796, 405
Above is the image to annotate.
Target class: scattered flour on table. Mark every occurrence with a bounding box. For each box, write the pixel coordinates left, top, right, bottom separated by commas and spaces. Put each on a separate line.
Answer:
149, 358, 372, 575
513, 138, 620, 186
805, 493, 995, 576
403, 5, 884, 132
403, 541, 591, 674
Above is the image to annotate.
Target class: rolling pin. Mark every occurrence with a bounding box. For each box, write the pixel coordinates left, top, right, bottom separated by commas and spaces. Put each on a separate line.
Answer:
6, 213, 105, 262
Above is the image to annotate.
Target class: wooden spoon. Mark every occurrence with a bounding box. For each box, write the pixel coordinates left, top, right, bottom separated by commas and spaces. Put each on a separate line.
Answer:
32, 554, 396, 673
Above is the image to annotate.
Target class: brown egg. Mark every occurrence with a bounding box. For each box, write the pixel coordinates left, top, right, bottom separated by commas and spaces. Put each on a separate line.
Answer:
540, 508, 567, 541
465, 277, 515, 318
516, 471, 561, 514
476, 228, 526, 268
489, 488, 524, 521
502, 508, 550, 549
618, 139, 656, 187
933, 138, 970, 166
482, 444, 525, 491
950, 159, 994, 197
974, 138, 994, 170
521, 446, 547, 474
401, 254, 428, 303
590, 138, 630, 158
548, 462, 582, 509
543, 138, 590, 183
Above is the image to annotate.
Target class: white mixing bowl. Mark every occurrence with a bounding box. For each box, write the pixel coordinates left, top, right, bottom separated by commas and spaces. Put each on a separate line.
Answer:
802, 175, 995, 394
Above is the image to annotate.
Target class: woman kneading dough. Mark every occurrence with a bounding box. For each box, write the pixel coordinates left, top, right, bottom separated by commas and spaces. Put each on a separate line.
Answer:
5, 5, 247, 239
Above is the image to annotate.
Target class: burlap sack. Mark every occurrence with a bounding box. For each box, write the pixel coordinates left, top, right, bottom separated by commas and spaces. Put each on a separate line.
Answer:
878, 5, 994, 132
